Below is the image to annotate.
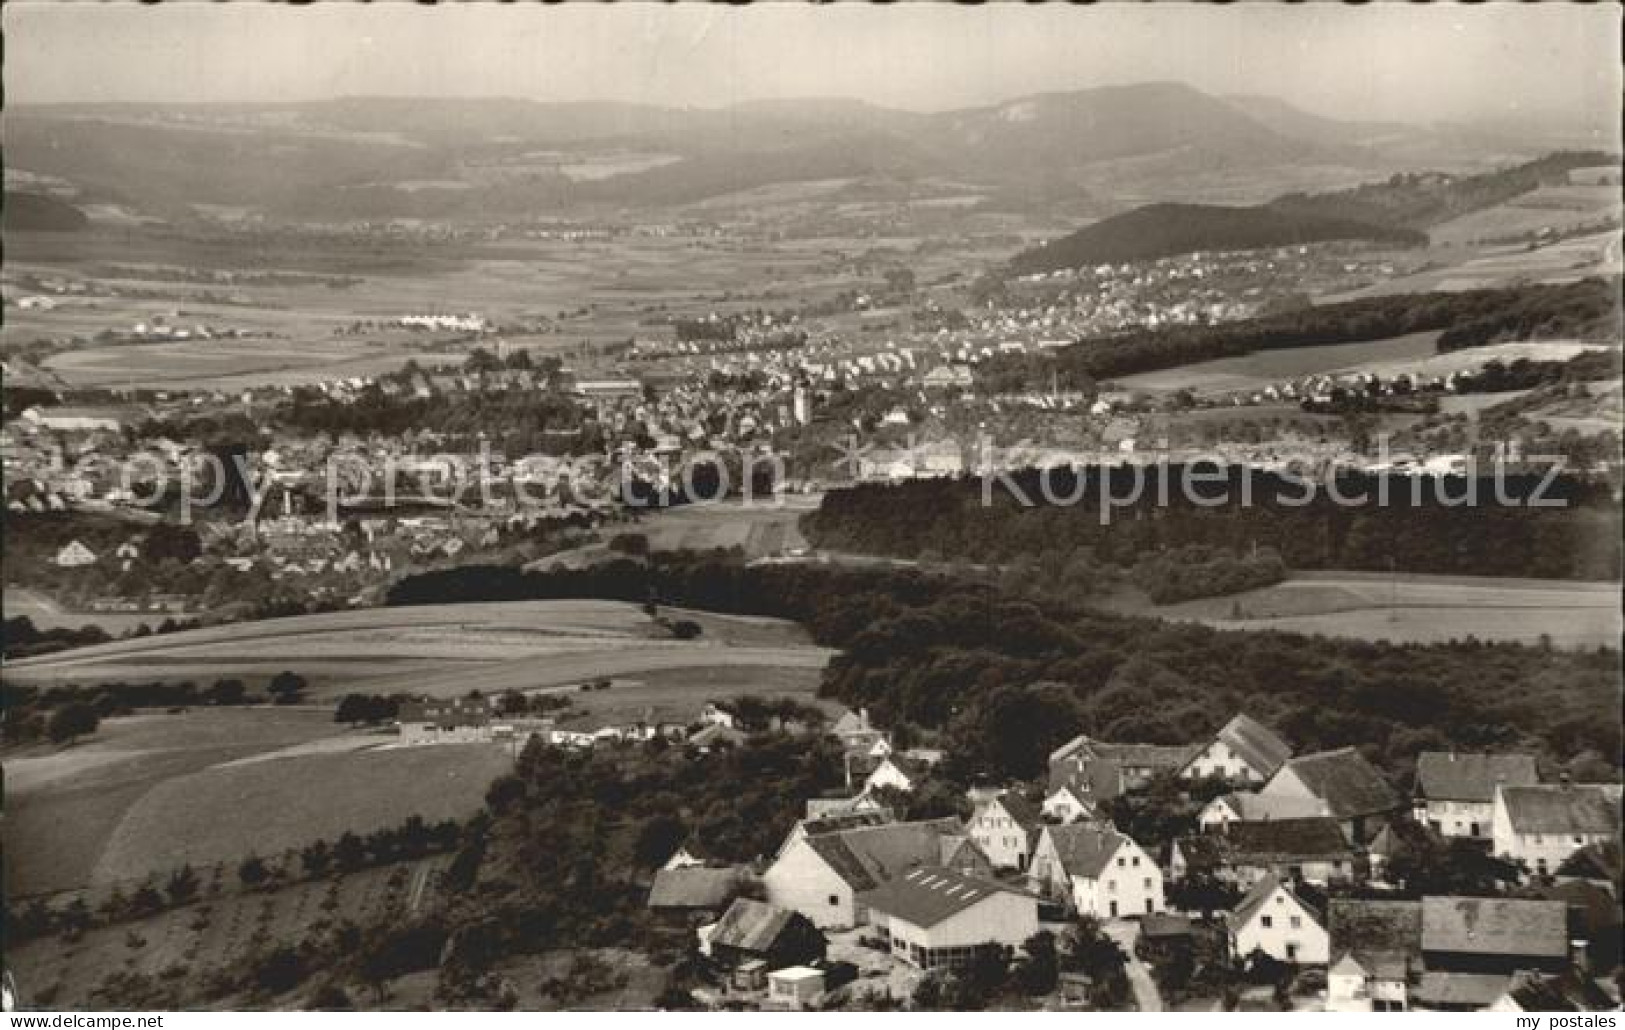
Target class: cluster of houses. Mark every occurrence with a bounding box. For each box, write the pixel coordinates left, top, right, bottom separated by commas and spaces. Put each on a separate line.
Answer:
640, 709, 1620, 1011
396, 695, 784, 753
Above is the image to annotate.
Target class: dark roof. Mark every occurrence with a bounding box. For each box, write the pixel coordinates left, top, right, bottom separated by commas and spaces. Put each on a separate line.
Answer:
1043, 824, 1130, 879
1275, 748, 1400, 819
1556, 840, 1622, 883
1533, 880, 1623, 934
707, 898, 810, 954
1049, 735, 1202, 771
398, 695, 493, 729
1420, 897, 1568, 959
801, 811, 891, 836
987, 792, 1042, 831
648, 867, 740, 910
858, 866, 1030, 929
1140, 913, 1194, 939
1502, 969, 1617, 1012
1498, 784, 1620, 835
1212, 714, 1293, 779
802, 818, 966, 893
1174, 835, 1224, 873
1328, 898, 1422, 978
1223, 817, 1353, 863
1415, 972, 1512, 1008
1415, 752, 1538, 803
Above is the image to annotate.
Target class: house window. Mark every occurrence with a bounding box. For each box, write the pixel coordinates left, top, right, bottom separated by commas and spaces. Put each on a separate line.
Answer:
1108, 880, 1117, 893
828, 895, 840, 906
1117, 857, 1125, 868
1286, 943, 1299, 961
1131, 856, 1140, 867
1290, 916, 1301, 929
1261, 916, 1273, 929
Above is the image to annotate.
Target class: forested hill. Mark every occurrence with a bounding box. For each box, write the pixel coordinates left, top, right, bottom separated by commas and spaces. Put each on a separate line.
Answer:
2, 191, 89, 232
977, 276, 1622, 392
800, 467, 1622, 581
384, 554, 1621, 786
1009, 202, 1423, 275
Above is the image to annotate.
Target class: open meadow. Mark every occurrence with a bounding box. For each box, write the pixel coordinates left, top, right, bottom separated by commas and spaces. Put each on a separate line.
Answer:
1133, 569, 1623, 648
2, 598, 834, 697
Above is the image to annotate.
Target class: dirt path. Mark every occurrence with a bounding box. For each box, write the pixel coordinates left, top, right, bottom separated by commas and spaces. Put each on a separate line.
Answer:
1105, 920, 1163, 1013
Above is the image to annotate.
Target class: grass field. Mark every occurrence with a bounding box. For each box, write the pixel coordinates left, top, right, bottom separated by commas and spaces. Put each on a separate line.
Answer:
4, 585, 159, 636
1135, 570, 1622, 648
91, 744, 509, 887
2, 598, 832, 698
1113, 332, 1441, 395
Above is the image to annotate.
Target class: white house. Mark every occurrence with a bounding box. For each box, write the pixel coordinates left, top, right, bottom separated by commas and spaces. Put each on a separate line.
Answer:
1413, 752, 1538, 839
966, 793, 1042, 871
860, 866, 1039, 971
1041, 784, 1099, 824
1490, 782, 1621, 877
763, 818, 990, 929
1180, 713, 1293, 785
1228, 872, 1328, 966
1030, 824, 1163, 919
1326, 898, 1422, 1013
862, 754, 932, 795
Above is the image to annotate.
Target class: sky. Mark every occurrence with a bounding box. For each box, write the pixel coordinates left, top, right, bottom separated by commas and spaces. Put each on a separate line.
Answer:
4, 3, 1619, 127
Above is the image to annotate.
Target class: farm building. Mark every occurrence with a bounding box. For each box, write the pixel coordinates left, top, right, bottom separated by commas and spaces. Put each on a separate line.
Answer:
965, 792, 1042, 871
1048, 735, 1201, 805
1490, 782, 1621, 877
1172, 816, 1354, 889
1413, 752, 1538, 839
763, 818, 991, 929
859, 866, 1039, 971
1261, 747, 1402, 843
1327, 898, 1423, 1013
397, 696, 496, 745
1179, 713, 1293, 784
53, 540, 98, 567
765, 966, 826, 1008
647, 866, 744, 917
1413, 897, 1571, 1011
1198, 791, 1328, 831
699, 898, 826, 972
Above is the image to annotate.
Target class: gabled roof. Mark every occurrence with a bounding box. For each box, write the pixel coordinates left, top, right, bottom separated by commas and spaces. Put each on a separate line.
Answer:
1210, 791, 1328, 823
1211, 714, 1293, 779
858, 865, 1030, 929
707, 898, 812, 954
800, 817, 967, 893
1420, 896, 1568, 959
1222, 817, 1353, 863
1497, 784, 1620, 835
1415, 752, 1538, 803
1328, 898, 1422, 979
1230, 871, 1322, 932
981, 792, 1042, 831
648, 866, 740, 910
1274, 748, 1400, 819
1049, 735, 1201, 771
1556, 839, 1622, 883
800, 810, 891, 837
1501, 969, 1617, 1012
1042, 824, 1129, 879
1415, 972, 1512, 1008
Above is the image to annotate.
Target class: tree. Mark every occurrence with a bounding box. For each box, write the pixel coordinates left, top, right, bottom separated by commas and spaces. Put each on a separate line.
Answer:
238, 854, 270, 888
47, 703, 99, 744
268, 671, 308, 705
166, 864, 200, 905
1061, 917, 1129, 1007
632, 815, 689, 869
1012, 931, 1059, 995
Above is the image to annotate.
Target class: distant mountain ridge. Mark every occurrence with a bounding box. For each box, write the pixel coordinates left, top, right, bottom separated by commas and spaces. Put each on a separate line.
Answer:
1, 84, 1563, 220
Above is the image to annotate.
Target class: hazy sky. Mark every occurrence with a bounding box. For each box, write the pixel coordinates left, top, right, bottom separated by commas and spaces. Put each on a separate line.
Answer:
5, 3, 1619, 125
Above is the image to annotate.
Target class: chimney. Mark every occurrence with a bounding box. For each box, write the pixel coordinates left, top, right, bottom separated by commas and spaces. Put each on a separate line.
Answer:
1570, 936, 1591, 975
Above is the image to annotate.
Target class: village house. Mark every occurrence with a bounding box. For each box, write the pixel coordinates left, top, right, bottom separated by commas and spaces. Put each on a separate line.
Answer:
829, 708, 889, 754
765, 966, 826, 1009
1412, 897, 1572, 1011
860, 866, 1040, 971
1413, 751, 1538, 839
1171, 817, 1354, 889
1326, 898, 1423, 1013
699, 898, 826, 989
1488, 969, 1617, 1013
1197, 790, 1328, 831
1041, 784, 1099, 824
1030, 823, 1164, 919
965, 792, 1042, 871
1048, 735, 1202, 805
397, 696, 496, 745
763, 818, 991, 929
1178, 713, 1293, 785
777, 810, 893, 859
1227, 872, 1329, 966
661, 837, 719, 872
1490, 781, 1622, 877
1261, 747, 1402, 843
861, 752, 935, 795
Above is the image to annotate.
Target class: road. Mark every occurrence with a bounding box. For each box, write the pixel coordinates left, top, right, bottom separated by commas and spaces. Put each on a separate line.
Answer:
1105, 920, 1163, 1013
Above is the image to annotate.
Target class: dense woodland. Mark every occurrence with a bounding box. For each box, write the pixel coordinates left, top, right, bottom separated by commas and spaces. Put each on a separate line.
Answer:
801, 467, 1622, 580
977, 277, 1622, 391
386, 555, 1622, 788
1008, 203, 1423, 275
